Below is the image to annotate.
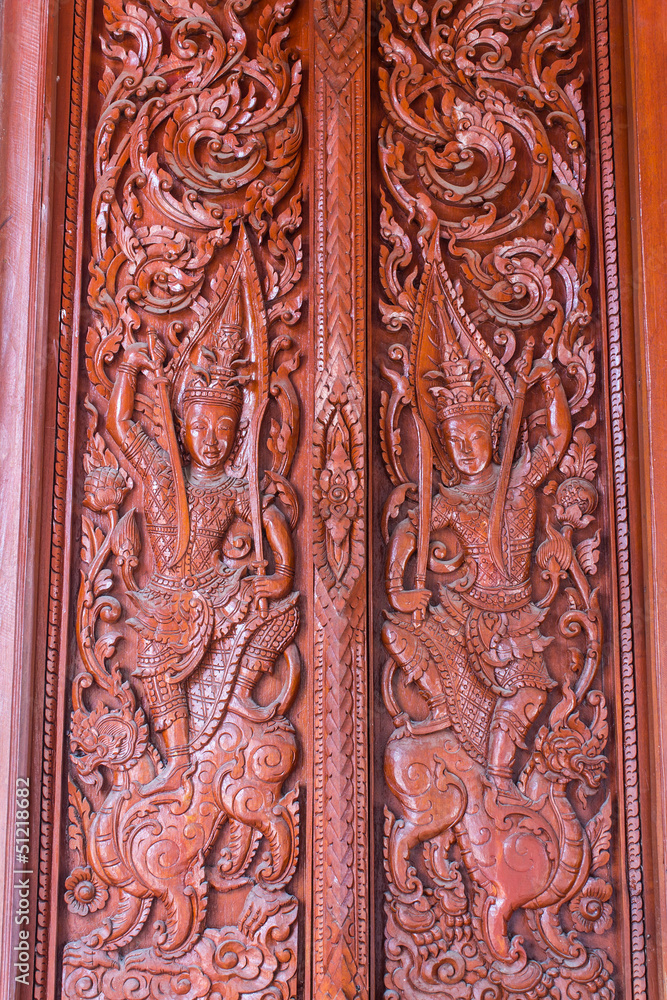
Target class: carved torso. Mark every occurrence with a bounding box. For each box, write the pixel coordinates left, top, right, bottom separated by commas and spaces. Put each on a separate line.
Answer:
125, 421, 250, 581
433, 455, 538, 605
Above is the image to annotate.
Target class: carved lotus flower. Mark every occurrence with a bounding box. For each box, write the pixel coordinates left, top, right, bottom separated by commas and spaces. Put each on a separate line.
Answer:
318, 440, 361, 545
569, 877, 612, 935
554, 477, 598, 530
536, 519, 572, 572
64, 865, 108, 916
83, 465, 132, 514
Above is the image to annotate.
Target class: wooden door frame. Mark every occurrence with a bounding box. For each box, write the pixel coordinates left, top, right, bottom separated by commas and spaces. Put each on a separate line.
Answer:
0, 0, 665, 997
622, 1, 667, 994
0, 0, 60, 997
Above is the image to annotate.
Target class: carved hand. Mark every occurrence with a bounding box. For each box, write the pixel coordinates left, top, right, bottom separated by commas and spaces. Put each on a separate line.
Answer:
388, 587, 430, 614
240, 573, 288, 607
121, 340, 163, 376
520, 356, 556, 389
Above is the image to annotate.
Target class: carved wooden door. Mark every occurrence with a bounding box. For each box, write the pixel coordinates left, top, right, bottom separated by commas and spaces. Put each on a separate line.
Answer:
21, 1, 653, 998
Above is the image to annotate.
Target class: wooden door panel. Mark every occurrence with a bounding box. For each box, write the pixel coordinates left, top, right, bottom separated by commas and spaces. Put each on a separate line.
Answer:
45, 2, 312, 997
370, 2, 646, 998
22, 1, 651, 998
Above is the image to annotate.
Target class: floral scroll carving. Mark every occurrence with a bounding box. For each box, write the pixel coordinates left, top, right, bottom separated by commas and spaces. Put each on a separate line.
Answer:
377, 1, 615, 998
314, 386, 365, 589
61, 3, 304, 997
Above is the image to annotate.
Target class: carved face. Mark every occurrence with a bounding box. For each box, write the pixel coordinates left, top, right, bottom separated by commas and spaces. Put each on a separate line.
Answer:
183, 401, 239, 471
443, 414, 494, 477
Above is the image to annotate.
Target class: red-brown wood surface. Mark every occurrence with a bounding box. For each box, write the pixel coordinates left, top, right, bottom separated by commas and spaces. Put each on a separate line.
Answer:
624, 0, 667, 994
0, 1, 664, 999
369, 1, 649, 997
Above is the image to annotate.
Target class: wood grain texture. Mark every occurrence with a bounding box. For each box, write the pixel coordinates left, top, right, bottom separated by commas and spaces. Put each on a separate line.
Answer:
624, 2, 667, 999
311, 3, 370, 998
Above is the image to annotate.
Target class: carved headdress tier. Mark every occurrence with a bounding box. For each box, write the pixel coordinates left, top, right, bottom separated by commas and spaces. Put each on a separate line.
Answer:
408, 234, 513, 479
431, 337, 500, 424
181, 283, 245, 415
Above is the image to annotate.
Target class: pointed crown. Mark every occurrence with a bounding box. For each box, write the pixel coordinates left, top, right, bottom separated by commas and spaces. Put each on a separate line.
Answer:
429, 318, 500, 425
182, 283, 245, 414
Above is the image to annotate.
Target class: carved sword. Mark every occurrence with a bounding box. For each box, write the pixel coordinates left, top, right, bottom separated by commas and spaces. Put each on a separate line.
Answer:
248, 396, 269, 618
148, 331, 190, 569
413, 410, 433, 624
488, 337, 534, 578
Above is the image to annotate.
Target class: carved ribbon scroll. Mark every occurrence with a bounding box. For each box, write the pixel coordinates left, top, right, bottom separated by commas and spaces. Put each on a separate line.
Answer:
60, 3, 304, 998
376, 1, 624, 996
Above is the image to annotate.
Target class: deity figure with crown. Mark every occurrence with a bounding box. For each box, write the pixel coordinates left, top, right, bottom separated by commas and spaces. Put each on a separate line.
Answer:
62, 230, 301, 984
107, 289, 297, 794
382, 260, 571, 796
107, 277, 297, 794
378, 241, 610, 991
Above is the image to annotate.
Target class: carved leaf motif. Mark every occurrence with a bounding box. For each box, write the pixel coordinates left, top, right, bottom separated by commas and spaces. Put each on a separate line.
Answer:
586, 794, 612, 873
67, 779, 92, 861
560, 415, 597, 481
576, 530, 601, 577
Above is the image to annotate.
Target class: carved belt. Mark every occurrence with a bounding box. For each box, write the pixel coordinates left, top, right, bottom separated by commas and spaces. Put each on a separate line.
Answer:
149, 566, 222, 592
463, 582, 532, 611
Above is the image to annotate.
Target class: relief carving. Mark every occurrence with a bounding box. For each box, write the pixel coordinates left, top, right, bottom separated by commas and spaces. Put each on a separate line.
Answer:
377, 2, 613, 997
62, 2, 303, 997
311, 1, 370, 996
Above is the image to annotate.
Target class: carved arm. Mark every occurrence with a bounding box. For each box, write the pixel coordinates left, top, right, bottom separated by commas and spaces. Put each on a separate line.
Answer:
107, 342, 161, 452
386, 515, 430, 614
518, 357, 572, 470
248, 504, 295, 603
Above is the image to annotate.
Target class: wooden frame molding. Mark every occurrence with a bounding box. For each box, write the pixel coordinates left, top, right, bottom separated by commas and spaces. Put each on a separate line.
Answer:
624, 1, 667, 996
0, 1, 665, 998
0, 1, 58, 997
310, 4, 370, 998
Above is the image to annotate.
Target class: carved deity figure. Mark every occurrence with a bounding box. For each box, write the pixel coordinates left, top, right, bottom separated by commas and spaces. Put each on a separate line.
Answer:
65, 232, 302, 983
380, 245, 610, 994
107, 285, 295, 792
383, 336, 571, 791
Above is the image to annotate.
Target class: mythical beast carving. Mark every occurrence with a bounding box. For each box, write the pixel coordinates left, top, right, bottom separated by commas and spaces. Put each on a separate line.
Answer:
64, 227, 302, 1000
380, 239, 610, 999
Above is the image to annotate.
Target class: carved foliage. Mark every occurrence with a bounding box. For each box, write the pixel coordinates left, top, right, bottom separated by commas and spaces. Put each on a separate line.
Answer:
62, 3, 304, 998
311, 1, 370, 998
314, 383, 365, 595
377, 2, 614, 997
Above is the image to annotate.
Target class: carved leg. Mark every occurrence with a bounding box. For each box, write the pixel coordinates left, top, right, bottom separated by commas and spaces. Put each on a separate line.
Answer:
254, 791, 298, 888
484, 892, 514, 961
528, 905, 579, 962
381, 621, 447, 721
82, 890, 152, 952
387, 815, 424, 896
158, 858, 207, 958
488, 687, 546, 792
138, 713, 191, 796
210, 820, 262, 889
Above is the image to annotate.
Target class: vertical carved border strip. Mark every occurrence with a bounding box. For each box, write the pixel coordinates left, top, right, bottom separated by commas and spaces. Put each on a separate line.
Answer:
594, 1, 647, 996
311, 4, 369, 998
35, 1, 89, 996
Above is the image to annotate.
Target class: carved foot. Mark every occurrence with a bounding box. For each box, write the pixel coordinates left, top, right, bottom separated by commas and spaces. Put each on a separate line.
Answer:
135, 757, 193, 798
489, 772, 530, 806
491, 954, 554, 999
62, 937, 117, 970
238, 886, 293, 939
